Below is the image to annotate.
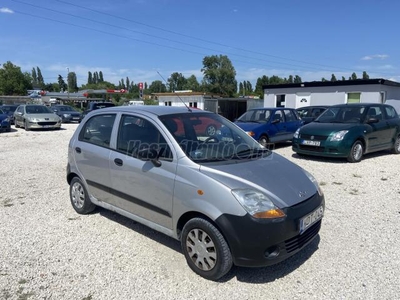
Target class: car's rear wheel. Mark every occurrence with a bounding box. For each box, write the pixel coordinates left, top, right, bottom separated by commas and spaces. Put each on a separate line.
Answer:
181, 218, 232, 281
69, 177, 96, 214
391, 135, 400, 154
347, 140, 363, 163
258, 135, 269, 147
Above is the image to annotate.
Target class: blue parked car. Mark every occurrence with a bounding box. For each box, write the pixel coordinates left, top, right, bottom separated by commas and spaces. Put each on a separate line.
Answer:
0, 109, 11, 132
235, 107, 304, 146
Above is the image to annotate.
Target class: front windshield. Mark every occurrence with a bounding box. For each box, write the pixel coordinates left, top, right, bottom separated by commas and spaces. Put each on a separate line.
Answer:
316, 106, 366, 123
26, 105, 53, 114
236, 109, 271, 123
59, 106, 75, 112
159, 112, 269, 163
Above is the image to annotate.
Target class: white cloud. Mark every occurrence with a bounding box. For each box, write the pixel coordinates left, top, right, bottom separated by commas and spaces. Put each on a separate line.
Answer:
0, 7, 14, 14
361, 54, 389, 60
378, 64, 394, 70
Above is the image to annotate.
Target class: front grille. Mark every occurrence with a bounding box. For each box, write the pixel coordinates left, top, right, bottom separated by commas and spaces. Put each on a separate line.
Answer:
299, 145, 325, 152
38, 122, 57, 126
300, 134, 327, 141
284, 220, 321, 253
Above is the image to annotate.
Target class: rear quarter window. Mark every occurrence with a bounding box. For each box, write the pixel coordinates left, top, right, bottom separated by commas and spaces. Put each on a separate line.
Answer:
79, 114, 116, 147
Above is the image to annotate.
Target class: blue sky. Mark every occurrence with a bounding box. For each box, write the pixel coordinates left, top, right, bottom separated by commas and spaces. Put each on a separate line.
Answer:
0, 0, 399, 88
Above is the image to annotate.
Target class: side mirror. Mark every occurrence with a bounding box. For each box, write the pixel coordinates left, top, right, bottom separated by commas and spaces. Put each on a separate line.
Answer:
137, 148, 161, 167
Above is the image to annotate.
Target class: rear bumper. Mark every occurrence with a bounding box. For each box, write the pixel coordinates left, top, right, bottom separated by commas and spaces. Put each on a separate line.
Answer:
215, 193, 324, 267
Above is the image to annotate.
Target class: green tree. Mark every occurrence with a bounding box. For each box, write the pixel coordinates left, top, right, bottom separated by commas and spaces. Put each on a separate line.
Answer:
238, 82, 244, 95
31, 68, 38, 87
99, 71, 104, 82
351, 72, 358, 80
287, 75, 294, 83
341, 76, 346, 81
68, 72, 78, 92
58, 75, 67, 92
43, 82, 59, 92
362, 71, 369, 80
0, 61, 32, 95
330, 74, 337, 82
293, 75, 302, 83
201, 54, 237, 96
87, 72, 93, 84
93, 72, 99, 84
148, 80, 167, 93
37, 67, 44, 88
168, 72, 187, 92
126, 77, 130, 91
183, 75, 200, 91
255, 75, 269, 98
321, 77, 328, 82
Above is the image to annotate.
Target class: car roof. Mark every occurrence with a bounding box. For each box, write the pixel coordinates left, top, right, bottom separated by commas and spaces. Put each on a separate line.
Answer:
331, 103, 383, 108
297, 105, 329, 109
248, 107, 295, 111
97, 105, 213, 116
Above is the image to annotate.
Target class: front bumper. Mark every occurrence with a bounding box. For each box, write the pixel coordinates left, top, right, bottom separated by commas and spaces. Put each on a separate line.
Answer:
26, 121, 61, 129
215, 192, 324, 267
0, 120, 11, 131
292, 138, 353, 158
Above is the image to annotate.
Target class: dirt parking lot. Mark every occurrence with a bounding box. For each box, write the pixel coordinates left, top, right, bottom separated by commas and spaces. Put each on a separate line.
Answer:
0, 124, 399, 299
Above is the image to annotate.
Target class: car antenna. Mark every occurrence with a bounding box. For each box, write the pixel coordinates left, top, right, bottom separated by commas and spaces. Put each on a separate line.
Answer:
157, 71, 192, 112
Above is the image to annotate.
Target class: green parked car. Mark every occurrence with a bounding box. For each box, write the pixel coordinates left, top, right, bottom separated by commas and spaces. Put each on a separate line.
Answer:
292, 103, 400, 162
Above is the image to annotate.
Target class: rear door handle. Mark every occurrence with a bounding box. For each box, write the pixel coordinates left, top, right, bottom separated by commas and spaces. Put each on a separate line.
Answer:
75, 147, 81, 153
114, 158, 123, 166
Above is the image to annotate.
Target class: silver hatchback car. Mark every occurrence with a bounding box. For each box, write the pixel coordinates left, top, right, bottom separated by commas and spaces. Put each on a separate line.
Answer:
67, 106, 324, 280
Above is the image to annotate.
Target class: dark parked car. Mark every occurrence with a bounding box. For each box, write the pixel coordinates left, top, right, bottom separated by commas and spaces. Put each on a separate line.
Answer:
67, 106, 324, 280
296, 105, 329, 124
234, 107, 304, 146
80, 102, 115, 122
50, 105, 82, 123
1, 104, 19, 124
292, 103, 400, 162
0, 109, 11, 132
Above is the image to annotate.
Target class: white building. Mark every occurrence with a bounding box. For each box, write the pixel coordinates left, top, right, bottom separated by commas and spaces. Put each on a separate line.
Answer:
263, 79, 400, 108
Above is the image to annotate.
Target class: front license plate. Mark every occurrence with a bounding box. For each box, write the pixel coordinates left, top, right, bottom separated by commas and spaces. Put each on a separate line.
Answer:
302, 140, 320, 146
43, 125, 51, 128
299, 206, 324, 234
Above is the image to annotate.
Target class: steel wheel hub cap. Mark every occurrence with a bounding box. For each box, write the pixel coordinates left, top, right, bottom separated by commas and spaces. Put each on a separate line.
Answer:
71, 182, 85, 209
186, 229, 217, 271
353, 144, 362, 160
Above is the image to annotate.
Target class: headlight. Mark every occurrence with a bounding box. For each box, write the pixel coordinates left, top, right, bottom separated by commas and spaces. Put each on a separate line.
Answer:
246, 131, 255, 137
231, 189, 286, 219
28, 118, 38, 122
293, 128, 300, 139
329, 130, 348, 141
303, 169, 323, 197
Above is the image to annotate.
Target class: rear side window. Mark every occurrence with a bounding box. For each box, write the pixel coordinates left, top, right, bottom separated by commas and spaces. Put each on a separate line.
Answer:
384, 106, 398, 119
79, 114, 116, 147
283, 110, 297, 121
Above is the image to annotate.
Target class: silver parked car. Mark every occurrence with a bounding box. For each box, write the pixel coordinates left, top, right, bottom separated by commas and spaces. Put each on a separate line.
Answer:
67, 106, 325, 280
14, 104, 62, 130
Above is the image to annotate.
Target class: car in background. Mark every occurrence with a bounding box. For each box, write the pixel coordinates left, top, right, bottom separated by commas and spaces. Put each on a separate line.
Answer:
292, 103, 400, 162
50, 105, 82, 123
0, 109, 11, 132
14, 104, 62, 131
1, 104, 19, 124
234, 107, 304, 146
67, 105, 324, 281
296, 105, 329, 124
79, 102, 115, 122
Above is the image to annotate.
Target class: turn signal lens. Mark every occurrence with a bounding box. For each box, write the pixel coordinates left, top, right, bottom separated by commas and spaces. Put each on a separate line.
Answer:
246, 131, 255, 137
253, 208, 286, 219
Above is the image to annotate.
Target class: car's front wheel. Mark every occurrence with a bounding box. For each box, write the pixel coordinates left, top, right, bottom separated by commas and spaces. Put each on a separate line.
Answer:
258, 135, 269, 147
15, 120, 20, 128
347, 140, 363, 163
24, 120, 30, 131
69, 177, 96, 214
391, 134, 400, 154
181, 218, 232, 281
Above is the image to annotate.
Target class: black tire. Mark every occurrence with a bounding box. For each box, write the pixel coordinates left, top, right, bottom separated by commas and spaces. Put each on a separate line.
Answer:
24, 121, 30, 131
6, 126, 11, 132
206, 125, 217, 136
347, 140, 363, 163
69, 177, 96, 214
15, 121, 20, 128
181, 218, 232, 281
258, 135, 269, 147
392, 135, 400, 154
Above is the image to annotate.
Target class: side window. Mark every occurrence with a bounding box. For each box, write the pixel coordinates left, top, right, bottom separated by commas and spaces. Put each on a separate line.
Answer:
312, 108, 324, 118
117, 115, 173, 160
284, 110, 296, 121
272, 110, 284, 122
366, 106, 383, 120
384, 106, 397, 119
79, 114, 116, 147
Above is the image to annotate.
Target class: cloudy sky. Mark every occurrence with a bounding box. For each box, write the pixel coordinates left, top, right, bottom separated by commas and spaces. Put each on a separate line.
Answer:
0, 0, 399, 87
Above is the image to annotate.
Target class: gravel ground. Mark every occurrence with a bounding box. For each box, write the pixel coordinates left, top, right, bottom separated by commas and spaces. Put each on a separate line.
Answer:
0, 123, 399, 300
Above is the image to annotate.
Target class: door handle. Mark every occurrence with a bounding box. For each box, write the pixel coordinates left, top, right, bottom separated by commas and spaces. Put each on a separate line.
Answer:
75, 147, 81, 153
114, 158, 123, 166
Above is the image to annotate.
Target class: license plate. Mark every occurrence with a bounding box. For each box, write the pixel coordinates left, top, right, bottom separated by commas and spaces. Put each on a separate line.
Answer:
302, 140, 320, 146
299, 206, 324, 234
43, 125, 51, 128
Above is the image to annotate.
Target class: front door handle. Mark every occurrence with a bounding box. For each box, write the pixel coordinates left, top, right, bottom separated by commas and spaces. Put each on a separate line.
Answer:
114, 158, 123, 166
75, 147, 81, 153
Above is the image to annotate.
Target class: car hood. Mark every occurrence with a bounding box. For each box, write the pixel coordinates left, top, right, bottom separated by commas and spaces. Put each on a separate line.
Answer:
234, 121, 264, 131
0, 114, 8, 121
199, 153, 317, 208
25, 113, 60, 120
300, 122, 358, 135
